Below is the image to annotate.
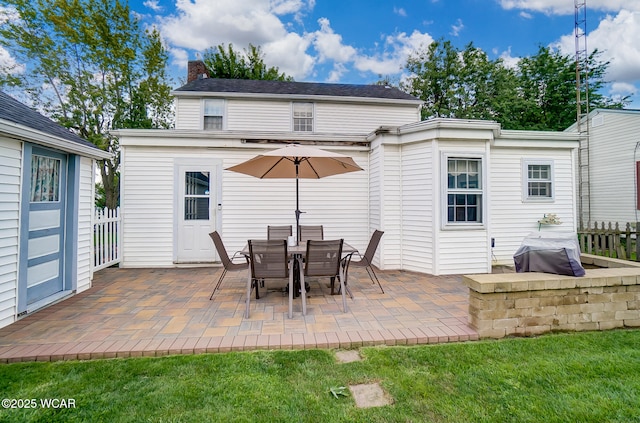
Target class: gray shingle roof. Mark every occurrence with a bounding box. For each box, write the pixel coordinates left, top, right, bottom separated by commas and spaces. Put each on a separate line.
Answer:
174, 78, 421, 102
0, 90, 101, 151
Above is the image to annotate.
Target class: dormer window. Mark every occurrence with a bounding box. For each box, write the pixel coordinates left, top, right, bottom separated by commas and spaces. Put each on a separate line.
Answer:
293, 102, 313, 132
204, 99, 224, 130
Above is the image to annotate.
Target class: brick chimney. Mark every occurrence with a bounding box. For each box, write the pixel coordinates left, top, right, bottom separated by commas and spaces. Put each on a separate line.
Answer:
187, 60, 210, 82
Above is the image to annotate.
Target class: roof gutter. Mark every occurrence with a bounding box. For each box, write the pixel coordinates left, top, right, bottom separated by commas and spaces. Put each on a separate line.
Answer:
171, 90, 423, 107
0, 120, 112, 160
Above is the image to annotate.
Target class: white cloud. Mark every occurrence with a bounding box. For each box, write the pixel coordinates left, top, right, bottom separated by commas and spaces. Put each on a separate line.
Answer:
0, 46, 25, 75
519, 11, 533, 19
160, 0, 291, 50
262, 32, 315, 79
394, 7, 407, 17
170, 48, 189, 71
313, 18, 357, 63
143, 1, 163, 12
158, 0, 316, 79
498, 47, 519, 69
554, 10, 640, 84
611, 81, 636, 95
498, 0, 640, 15
327, 63, 347, 82
155, 0, 433, 82
354, 30, 434, 75
450, 19, 464, 37
270, 0, 305, 15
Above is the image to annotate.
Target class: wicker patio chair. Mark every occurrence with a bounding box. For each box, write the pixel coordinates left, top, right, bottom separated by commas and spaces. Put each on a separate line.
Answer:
208, 231, 249, 300
349, 230, 384, 293
267, 225, 292, 240
247, 239, 292, 318
297, 239, 348, 315
299, 225, 324, 244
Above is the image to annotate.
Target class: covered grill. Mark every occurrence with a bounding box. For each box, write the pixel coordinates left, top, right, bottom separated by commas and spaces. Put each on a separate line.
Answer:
513, 232, 585, 277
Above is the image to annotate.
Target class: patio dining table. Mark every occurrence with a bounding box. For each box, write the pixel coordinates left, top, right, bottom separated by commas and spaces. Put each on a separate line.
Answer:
240, 240, 358, 297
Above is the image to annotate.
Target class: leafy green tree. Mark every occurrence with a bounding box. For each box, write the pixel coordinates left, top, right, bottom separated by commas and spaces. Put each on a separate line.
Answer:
403, 40, 519, 122
0, 0, 173, 209
203, 43, 292, 81
403, 39, 461, 120
403, 39, 629, 131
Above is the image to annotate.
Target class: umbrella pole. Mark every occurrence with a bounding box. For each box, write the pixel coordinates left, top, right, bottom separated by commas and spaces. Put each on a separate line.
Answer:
295, 159, 300, 245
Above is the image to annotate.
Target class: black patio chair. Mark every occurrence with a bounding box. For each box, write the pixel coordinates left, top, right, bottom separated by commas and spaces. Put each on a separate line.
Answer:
350, 230, 384, 293
297, 239, 348, 315
299, 225, 324, 244
267, 225, 292, 240
247, 239, 292, 318
208, 231, 249, 300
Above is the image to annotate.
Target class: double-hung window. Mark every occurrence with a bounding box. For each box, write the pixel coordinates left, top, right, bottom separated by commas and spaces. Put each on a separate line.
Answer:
523, 160, 554, 201
204, 99, 224, 130
293, 102, 313, 132
445, 157, 483, 225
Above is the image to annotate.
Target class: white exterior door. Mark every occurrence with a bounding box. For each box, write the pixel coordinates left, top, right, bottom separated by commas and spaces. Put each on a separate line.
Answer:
175, 162, 220, 262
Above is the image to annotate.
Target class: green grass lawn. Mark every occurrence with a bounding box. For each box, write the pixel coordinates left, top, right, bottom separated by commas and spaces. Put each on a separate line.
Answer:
1, 330, 639, 422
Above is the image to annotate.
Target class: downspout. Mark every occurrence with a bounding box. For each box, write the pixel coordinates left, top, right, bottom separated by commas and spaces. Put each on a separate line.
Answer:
399, 141, 404, 271
367, 144, 370, 246
635, 142, 640, 223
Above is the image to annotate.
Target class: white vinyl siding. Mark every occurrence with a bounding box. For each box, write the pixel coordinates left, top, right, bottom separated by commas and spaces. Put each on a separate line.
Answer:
77, 157, 95, 292
437, 229, 488, 274
490, 148, 576, 265
583, 111, 640, 225
176, 97, 419, 133
368, 144, 381, 232
0, 139, 21, 328
314, 103, 417, 133
377, 144, 402, 268
400, 142, 434, 273
119, 142, 370, 267
174, 98, 202, 130
226, 100, 290, 131
120, 147, 177, 267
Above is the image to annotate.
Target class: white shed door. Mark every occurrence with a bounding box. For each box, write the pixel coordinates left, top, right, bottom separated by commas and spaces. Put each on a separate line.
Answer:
176, 164, 219, 262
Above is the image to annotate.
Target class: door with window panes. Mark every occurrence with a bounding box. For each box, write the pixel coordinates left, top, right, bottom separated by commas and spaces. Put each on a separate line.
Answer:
24, 148, 67, 306
176, 164, 219, 262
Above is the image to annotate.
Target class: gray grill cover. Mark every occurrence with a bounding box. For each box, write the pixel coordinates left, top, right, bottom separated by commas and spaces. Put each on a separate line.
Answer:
513, 232, 585, 277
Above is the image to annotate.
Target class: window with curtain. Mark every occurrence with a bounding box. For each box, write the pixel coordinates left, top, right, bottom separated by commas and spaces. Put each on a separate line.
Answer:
445, 157, 483, 224
30, 154, 61, 202
293, 102, 313, 132
203, 99, 224, 130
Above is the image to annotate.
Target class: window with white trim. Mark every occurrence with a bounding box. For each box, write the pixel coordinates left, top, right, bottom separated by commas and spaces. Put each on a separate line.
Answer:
523, 160, 554, 201
203, 99, 224, 130
446, 157, 483, 224
293, 102, 313, 132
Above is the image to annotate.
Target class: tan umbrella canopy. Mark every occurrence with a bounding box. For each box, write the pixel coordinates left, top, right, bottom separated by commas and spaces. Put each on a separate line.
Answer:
226, 143, 363, 238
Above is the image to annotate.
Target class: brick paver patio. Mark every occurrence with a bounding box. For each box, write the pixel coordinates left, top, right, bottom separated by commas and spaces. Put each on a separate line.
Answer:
0, 266, 478, 362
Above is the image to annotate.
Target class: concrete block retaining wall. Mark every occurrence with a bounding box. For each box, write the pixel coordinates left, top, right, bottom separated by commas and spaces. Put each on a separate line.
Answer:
463, 254, 640, 338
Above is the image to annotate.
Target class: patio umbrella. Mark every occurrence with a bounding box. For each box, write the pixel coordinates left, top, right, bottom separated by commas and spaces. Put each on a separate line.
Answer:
226, 144, 363, 240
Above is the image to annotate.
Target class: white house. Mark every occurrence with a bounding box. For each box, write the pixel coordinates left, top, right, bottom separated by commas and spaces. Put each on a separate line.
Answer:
0, 91, 111, 329
566, 108, 640, 226
114, 61, 580, 276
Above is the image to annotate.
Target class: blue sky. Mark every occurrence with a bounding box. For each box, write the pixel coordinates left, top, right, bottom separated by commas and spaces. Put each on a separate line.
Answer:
133, 0, 640, 106
4, 0, 639, 107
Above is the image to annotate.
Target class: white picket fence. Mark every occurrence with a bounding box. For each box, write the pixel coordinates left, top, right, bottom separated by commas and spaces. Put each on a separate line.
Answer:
94, 207, 121, 271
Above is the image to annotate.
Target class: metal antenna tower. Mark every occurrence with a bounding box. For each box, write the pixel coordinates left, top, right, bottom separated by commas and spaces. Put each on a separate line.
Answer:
575, 0, 590, 228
